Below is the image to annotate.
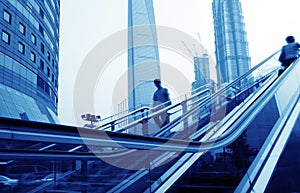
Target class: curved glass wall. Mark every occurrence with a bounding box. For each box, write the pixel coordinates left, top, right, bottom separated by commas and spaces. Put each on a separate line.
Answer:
0, 0, 59, 123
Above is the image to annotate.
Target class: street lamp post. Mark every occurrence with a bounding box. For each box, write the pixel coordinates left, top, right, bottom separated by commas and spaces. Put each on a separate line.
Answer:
81, 113, 101, 128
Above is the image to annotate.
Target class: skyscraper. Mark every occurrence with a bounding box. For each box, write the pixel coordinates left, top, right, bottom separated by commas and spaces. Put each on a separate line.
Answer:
212, 0, 251, 85
192, 54, 210, 90
0, 0, 60, 123
128, 0, 161, 111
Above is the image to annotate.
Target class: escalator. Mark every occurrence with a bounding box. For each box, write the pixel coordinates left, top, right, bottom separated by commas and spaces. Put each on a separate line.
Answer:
158, 56, 300, 192
102, 51, 299, 193
0, 51, 299, 192
104, 51, 284, 192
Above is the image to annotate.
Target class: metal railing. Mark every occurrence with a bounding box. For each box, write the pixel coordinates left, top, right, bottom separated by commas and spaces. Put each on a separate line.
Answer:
91, 50, 281, 138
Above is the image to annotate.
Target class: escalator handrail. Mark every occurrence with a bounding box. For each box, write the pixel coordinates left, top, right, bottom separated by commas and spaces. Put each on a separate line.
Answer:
0, 51, 282, 152
105, 52, 284, 190
155, 50, 281, 134
95, 50, 281, 134
144, 53, 292, 192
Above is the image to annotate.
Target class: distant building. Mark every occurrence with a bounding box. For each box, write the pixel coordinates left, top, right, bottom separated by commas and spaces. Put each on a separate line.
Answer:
0, 0, 60, 123
212, 0, 251, 85
128, 0, 161, 111
192, 54, 210, 91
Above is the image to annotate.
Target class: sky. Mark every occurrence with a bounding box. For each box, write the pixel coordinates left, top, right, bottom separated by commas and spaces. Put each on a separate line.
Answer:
59, 0, 300, 126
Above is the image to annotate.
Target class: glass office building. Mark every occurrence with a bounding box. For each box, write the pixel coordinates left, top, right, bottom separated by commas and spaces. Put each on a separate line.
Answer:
128, 0, 161, 111
212, 0, 251, 85
192, 54, 210, 90
0, 0, 60, 123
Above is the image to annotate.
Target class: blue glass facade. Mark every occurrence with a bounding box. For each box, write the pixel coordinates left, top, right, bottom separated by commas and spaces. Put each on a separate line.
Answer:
192, 54, 210, 90
212, 0, 251, 85
0, 0, 59, 123
128, 0, 161, 110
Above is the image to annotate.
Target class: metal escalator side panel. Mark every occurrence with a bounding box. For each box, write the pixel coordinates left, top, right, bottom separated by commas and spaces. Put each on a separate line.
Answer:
274, 58, 300, 114
234, 57, 300, 193
136, 52, 282, 192
253, 100, 300, 193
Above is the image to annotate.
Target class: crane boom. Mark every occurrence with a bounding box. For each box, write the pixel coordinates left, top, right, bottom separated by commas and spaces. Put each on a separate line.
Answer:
181, 41, 194, 58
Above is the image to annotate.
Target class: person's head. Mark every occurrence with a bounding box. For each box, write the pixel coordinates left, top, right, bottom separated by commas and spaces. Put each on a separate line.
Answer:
286, 36, 295, 43
154, 78, 161, 88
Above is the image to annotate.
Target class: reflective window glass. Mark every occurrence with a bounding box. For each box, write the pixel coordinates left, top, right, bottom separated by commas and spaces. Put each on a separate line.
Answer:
45, 83, 50, 95
47, 52, 50, 61
39, 24, 44, 36
37, 76, 44, 89
1, 30, 10, 44
40, 43, 45, 54
30, 52, 36, 63
3, 10, 11, 23
40, 60, 44, 71
19, 23, 26, 35
47, 67, 50, 77
31, 33, 36, 45
39, 8, 44, 19
18, 42, 25, 54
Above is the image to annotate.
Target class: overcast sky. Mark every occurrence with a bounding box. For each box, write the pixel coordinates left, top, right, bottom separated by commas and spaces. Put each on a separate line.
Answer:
59, 0, 300, 126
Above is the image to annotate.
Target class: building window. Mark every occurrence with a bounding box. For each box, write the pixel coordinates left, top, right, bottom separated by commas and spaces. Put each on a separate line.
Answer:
47, 67, 50, 77
18, 42, 25, 54
30, 51, 36, 63
19, 22, 26, 35
40, 43, 45, 54
51, 74, 54, 82
45, 83, 50, 95
1, 30, 10, 44
39, 24, 44, 36
37, 76, 45, 89
31, 33, 36, 45
3, 10, 11, 24
47, 51, 50, 61
40, 60, 44, 71
39, 8, 44, 19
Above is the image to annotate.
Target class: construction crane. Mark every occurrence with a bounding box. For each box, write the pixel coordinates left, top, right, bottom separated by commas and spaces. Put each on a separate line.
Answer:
197, 33, 208, 56
193, 44, 199, 57
181, 40, 195, 58
182, 33, 208, 59
197, 33, 202, 45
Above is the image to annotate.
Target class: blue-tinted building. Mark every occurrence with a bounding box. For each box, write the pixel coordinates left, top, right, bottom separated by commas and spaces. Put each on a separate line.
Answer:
128, 0, 161, 111
212, 0, 251, 85
192, 54, 210, 91
0, 0, 59, 123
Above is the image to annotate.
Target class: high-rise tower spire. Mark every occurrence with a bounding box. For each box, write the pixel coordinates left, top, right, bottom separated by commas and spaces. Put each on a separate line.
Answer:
128, 0, 161, 111
213, 0, 251, 85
